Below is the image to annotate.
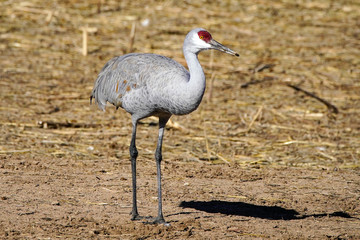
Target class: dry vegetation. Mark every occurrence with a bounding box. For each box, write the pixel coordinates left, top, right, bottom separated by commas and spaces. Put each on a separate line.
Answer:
0, 0, 359, 239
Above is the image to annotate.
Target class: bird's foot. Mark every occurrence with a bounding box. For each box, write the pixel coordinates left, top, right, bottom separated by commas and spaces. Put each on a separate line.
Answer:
141, 218, 170, 226
131, 214, 144, 221
131, 212, 154, 221
130, 210, 148, 221
131, 212, 170, 226
149, 216, 170, 226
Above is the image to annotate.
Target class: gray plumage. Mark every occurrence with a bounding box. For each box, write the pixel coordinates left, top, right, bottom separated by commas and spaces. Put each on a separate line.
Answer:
90, 28, 239, 224
91, 53, 197, 117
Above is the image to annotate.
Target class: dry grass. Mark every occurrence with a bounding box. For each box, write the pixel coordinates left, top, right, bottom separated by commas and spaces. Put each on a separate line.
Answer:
0, 0, 359, 170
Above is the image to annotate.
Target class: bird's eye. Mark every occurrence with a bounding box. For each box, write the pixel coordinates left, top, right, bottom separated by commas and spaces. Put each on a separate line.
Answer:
198, 31, 212, 43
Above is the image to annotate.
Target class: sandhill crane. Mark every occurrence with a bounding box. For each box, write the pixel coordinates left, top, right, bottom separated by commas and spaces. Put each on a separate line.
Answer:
90, 28, 239, 224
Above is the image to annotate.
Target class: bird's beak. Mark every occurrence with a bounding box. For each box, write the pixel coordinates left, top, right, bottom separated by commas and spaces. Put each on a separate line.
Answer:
210, 39, 239, 57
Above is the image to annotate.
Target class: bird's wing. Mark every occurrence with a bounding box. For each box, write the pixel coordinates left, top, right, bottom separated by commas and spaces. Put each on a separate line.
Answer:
90, 53, 189, 111
90, 54, 140, 110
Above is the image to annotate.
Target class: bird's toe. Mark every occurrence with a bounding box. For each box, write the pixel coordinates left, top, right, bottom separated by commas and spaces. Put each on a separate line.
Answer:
130, 213, 143, 221
152, 217, 170, 226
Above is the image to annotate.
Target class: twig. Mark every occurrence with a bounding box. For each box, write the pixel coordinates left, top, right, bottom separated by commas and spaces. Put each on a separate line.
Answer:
138, 116, 186, 131
207, 50, 215, 103
128, 21, 137, 53
0, 149, 31, 154
252, 63, 275, 73
286, 84, 339, 114
212, 151, 231, 164
247, 105, 263, 131
241, 76, 275, 88
317, 151, 337, 161
38, 120, 98, 129
15, 6, 56, 23
82, 27, 88, 56
203, 124, 211, 161
97, 0, 104, 13
206, 72, 216, 103
80, 26, 98, 56
241, 76, 339, 114
16, 6, 51, 15
45, 10, 54, 23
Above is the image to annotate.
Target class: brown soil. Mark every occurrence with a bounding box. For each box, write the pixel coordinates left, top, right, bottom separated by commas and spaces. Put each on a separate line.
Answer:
1, 0, 359, 239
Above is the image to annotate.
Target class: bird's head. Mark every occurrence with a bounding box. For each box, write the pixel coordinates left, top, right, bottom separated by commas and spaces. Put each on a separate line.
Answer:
184, 28, 239, 57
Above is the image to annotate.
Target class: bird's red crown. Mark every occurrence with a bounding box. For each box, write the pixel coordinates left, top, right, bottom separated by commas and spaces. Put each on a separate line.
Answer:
198, 31, 212, 43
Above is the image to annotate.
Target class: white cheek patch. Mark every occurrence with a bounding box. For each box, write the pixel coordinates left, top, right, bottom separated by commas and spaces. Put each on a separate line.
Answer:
193, 34, 211, 48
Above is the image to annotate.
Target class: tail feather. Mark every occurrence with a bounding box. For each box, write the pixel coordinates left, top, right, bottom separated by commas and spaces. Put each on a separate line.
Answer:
89, 87, 106, 111
91, 55, 132, 112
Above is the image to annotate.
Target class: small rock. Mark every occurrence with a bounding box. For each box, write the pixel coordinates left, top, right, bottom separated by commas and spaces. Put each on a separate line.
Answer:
51, 201, 60, 206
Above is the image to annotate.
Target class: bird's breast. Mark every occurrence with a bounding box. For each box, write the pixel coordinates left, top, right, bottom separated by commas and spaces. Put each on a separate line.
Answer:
121, 79, 204, 117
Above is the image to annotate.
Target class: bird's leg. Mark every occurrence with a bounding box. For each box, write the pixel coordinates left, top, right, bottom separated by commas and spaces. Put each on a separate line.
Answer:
129, 120, 141, 221
153, 116, 170, 224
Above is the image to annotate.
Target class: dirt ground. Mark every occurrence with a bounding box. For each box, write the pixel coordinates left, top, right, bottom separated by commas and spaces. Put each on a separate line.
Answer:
1, 0, 359, 239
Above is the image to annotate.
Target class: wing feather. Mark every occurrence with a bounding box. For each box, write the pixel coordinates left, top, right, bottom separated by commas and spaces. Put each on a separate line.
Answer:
90, 53, 189, 111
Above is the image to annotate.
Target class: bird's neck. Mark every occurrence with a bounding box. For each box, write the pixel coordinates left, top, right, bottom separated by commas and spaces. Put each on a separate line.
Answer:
184, 50, 205, 82
183, 49, 206, 107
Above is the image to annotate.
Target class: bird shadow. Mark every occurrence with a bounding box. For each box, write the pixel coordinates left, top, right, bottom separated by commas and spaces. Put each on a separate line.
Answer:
178, 200, 357, 220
